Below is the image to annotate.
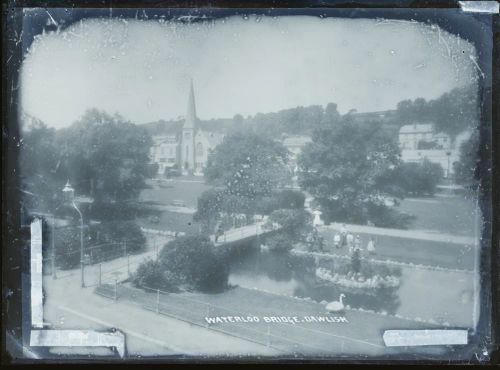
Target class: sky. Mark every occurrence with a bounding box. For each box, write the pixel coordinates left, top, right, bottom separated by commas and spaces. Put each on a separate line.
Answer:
20, 15, 479, 129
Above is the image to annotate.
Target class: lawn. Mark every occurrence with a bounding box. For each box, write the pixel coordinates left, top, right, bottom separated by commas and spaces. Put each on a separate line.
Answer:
136, 210, 201, 235
398, 195, 480, 237
140, 178, 213, 208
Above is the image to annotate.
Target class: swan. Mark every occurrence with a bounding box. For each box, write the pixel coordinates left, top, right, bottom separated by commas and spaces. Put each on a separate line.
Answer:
326, 294, 346, 313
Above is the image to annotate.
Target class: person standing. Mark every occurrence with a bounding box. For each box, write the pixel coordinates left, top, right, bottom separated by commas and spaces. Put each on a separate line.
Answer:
354, 235, 362, 251
367, 237, 376, 255
334, 233, 341, 249
346, 233, 354, 249
340, 223, 348, 247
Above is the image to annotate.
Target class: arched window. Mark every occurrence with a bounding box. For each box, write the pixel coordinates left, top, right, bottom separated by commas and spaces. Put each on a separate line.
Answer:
196, 142, 203, 156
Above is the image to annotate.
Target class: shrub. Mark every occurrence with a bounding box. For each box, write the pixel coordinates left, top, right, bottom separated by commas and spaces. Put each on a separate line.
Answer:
159, 235, 229, 292
132, 259, 178, 292
94, 221, 146, 253
366, 203, 415, 229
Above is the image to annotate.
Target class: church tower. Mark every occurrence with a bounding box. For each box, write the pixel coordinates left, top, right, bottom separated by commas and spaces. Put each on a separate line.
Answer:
181, 80, 197, 174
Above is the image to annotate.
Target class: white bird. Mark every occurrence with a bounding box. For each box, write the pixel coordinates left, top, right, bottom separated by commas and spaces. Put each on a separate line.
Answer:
326, 294, 346, 313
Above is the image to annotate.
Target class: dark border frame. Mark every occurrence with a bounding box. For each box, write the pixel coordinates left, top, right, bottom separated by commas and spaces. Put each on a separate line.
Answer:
2, 0, 498, 365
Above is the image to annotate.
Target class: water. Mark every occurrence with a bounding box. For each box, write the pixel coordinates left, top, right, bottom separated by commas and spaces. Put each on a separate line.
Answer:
228, 247, 475, 327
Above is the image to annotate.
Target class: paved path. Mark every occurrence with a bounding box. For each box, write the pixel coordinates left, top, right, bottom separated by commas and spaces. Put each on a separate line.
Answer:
318, 227, 476, 271
322, 223, 476, 245
44, 258, 277, 356
212, 222, 269, 246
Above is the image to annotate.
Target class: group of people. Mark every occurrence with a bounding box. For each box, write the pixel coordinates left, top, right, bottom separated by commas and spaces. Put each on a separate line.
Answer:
333, 224, 376, 255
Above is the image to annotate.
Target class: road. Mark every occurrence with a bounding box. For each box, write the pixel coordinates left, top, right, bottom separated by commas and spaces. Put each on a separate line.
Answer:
43, 253, 278, 357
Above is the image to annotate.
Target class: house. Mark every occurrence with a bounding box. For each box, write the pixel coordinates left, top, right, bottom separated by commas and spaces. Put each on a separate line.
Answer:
398, 123, 467, 178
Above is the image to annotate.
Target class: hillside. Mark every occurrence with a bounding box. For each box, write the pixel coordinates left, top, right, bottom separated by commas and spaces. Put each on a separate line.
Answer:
141, 85, 478, 140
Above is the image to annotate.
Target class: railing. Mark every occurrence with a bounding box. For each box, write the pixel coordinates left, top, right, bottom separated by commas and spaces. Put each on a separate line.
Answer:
93, 283, 379, 354
213, 222, 280, 246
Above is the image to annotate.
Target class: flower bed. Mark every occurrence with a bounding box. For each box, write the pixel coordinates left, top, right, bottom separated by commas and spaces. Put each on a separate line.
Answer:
315, 267, 400, 289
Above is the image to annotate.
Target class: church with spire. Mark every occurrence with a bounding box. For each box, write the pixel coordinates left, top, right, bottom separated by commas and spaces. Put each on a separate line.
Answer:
149, 81, 225, 176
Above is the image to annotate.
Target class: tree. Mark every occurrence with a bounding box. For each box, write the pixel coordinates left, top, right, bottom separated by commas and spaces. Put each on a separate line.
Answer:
204, 131, 291, 198
453, 130, 480, 191
298, 119, 410, 227
397, 160, 444, 196
193, 189, 225, 233
233, 114, 244, 125
350, 248, 362, 274
93, 221, 146, 252
394, 85, 479, 139
158, 235, 229, 292
265, 209, 312, 239
254, 189, 305, 215
146, 163, 159, 178
57, 109, 152, 206
275, 190, 306, 209
263, 209, 313, 252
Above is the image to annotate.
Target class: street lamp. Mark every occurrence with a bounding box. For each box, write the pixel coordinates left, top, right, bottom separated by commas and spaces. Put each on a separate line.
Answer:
63, 181, 85, 288
446, 151, 451, 179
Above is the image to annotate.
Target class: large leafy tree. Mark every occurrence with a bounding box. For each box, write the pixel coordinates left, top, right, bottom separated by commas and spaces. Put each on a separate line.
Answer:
204, 131, 291, 198
57, 109, 152, 205
298, 119, 408, 226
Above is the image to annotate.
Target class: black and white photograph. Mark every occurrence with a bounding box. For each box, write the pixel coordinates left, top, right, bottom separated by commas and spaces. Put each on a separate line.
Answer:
3, 4, 497, 362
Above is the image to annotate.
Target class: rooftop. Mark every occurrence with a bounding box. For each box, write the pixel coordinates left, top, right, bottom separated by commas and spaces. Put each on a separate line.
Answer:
399, 123, 434, 134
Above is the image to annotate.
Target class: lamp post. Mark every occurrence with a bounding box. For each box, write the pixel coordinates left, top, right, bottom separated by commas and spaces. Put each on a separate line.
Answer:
63, 181, 85, 288
446, 151, 451, 179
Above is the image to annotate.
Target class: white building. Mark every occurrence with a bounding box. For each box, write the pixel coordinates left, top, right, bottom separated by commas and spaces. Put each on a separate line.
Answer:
150, 135, 180, 175
399, 123, 434, 150
398, 123, 468, 178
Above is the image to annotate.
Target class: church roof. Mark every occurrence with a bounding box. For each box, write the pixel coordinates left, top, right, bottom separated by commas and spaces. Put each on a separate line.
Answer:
184, 80, 197, 130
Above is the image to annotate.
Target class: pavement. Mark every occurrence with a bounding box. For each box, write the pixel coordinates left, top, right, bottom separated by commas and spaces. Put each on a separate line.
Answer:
321, 223, 476, 245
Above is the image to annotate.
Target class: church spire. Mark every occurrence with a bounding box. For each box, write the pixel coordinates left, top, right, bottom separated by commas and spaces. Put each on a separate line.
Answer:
184, 79, 197, 130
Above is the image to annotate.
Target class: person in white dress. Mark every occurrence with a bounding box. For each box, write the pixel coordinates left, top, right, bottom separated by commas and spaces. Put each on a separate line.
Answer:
354, 235, 362, 250
346, 233, 354, 250
366, 237, 376, 255
333, 233, 341, 249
